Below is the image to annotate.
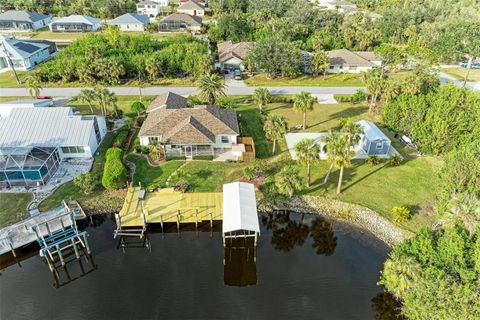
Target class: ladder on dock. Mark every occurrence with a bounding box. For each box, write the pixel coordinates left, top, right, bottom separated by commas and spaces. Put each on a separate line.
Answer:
31, 212, 91, 271
114, 212, 147, 239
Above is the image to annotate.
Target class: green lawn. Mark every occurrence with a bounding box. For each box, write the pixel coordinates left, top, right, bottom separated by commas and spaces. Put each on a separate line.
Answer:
245, 73, 364, 87
126, 155, 184, 189
68, 95, 156, 116
0, 193, 33, 228
0, 71, 28, 88
442, 68, 480, 82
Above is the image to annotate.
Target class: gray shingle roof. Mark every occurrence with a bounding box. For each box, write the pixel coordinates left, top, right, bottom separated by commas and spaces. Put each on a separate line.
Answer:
146, 92, 188, 112
328, 49, 375, 67
0, 10, 49, 23
108, 13, 149, 25
159, 13, 202, 27
178, 0, 205, 10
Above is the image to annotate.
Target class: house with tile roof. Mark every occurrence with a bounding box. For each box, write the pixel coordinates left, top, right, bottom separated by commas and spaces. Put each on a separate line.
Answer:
108, 13, 150, 31
0, 35, 53, 70
327, 49, 382, 73
49, 15, 102, 32
0, 10, 51, 32
177, 0, 205, 17
139, 99, 240, 160
217, 41, 252, 71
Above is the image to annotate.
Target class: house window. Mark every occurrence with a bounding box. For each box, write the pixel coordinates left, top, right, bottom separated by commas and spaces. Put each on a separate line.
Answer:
221, 136, 229, 143
349, 65, 357, 70
376, 142, 383, 149
61, 146, 85, 154
329, 65, 335, 69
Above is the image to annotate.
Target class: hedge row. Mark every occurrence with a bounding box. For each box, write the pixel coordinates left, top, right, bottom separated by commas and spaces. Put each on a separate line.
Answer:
101, 147, 128, 190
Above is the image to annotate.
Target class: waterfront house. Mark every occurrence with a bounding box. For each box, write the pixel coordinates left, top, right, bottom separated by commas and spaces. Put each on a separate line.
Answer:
177, 0, 205, 17
108, 13, 150, 31
0, 107, 107, 186
327, 49, 381, 73
49, 15, 102, 32
0, 35, 53, 71
0, 99, 53, 117
158, 12, 202, 32
217, 41, 252, 71
0, 10, 51, 32
139, 102, 240, 160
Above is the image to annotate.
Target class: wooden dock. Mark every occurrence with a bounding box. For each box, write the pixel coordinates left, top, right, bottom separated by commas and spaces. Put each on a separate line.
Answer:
118, 187, 223, 227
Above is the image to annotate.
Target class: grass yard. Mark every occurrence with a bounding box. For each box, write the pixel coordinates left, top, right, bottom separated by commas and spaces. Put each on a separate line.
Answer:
126, 155, 184, 189
0, 71, 29, 88
442, 68, 480, 82
245, 73, 364, 87
0, 193, 33, 228
68, 95, 156, 116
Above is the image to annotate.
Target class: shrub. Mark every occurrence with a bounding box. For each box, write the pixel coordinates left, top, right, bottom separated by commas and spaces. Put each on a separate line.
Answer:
192, 155, 214, 160
365, 155, 381, 166
136, 116, 145, 127
140, 146, 150, 154
243, 166, 255, 179
387, 155, 402, 166
174, 179, 190, 193
106, 120, 115, 130
352, 90, 366, 102
73, 172, 97, 194
101, 147, 128, 190
392, 206, 412, 223
114, 129, 129, 147
165, 155, 186, 161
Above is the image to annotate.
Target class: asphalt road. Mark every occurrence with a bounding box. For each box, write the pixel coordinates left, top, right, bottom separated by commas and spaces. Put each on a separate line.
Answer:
0, 86, 365, 97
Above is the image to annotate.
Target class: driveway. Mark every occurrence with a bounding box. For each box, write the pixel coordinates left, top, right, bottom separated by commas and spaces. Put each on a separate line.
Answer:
438, 72, 479, 91
224, 71, 247, 88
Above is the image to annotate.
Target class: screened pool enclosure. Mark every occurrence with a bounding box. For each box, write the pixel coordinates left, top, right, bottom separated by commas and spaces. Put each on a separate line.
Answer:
0, 147, 60, 187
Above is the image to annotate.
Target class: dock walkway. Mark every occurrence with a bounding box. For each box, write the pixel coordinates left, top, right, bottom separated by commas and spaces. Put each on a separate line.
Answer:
0, 206, 72, 256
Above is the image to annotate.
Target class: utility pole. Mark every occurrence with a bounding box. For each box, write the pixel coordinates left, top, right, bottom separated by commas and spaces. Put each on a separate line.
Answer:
1, 41, 21, 85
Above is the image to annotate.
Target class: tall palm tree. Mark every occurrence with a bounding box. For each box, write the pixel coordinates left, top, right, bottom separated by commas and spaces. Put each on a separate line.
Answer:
333, 136, 354, 194
196, 73, 226, 105
77, 88, 96, 113
295, 138, 321, 187
379, 255, 422, 299
341, 119, 364, 147
293, 91, 316, 130
362, 68, 383, 113
263, 113, 288, 154
24, 75, 42, 98
322, 130, 343, 185
381, 79, 400, 104
275, 165, 303, 198
93, 86, 117, 116
253, 87, 271, 112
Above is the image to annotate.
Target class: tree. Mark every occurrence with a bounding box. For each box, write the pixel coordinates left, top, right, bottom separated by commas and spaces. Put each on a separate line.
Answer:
131, 101, 146, 116
310, 48, 329, 78
101, 147, 128, 190
73, 172, 97, 194
76, 89, 95, 113
322, 130, 343, 185
252, 87, 271, 112
275, 165, 302, 197
24, 75, 42, 98
362, 68, 384, 113
293, 91, 316, 130
333, 136, 354, 194
93, 86, 117, 116
124, 118, 134, 129
374, 43, 405, 76
196, 73, 226, 105
295, 138, 321, 187
341, 119, 363, 147
149, 140, 162, 161
263, 113, 288, 154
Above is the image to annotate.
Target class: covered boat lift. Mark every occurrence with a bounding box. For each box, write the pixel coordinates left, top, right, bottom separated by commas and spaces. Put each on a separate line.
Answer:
222, 182, 260, 247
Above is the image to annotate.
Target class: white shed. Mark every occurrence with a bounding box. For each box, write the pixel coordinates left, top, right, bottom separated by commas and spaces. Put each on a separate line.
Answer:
222, 182, 260, 246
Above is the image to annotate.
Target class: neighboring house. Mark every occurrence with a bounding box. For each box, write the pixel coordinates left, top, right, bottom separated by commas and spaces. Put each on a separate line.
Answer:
180, 0, 206, 5
327, 49, 381, 73
0, 107, 107, 186
158, 13, 202, 32
108, 13, 149, 31
49, 15, 102, 32
146, 92, 188, 113
177, 0, 205, 17
137, 1, 164, 18
151, 0, 170, 6
139, 101, 240, 160
0, 99, 53, 118
0, 35, 53, 71
301, 50, 313, 74
217, 41, 251, 71
0, 10, 51, 32
317, 0, 358, 13
357, 120, 392, 156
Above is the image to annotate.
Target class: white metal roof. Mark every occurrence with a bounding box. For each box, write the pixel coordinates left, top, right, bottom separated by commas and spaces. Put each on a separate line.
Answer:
222, 182, 260, 234
357, 120, 390, 141
0, 107, 98, 148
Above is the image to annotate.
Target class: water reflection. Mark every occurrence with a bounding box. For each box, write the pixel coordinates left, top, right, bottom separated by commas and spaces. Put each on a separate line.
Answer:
50, 254, 97, 288
263, 212, 337, 255
117, 234, 152, 252
224, 238, 257, 287
371, 292, 406, 320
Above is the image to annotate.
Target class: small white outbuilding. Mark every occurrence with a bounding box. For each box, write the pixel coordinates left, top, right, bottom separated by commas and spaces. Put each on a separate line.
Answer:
222, 182, 260, 247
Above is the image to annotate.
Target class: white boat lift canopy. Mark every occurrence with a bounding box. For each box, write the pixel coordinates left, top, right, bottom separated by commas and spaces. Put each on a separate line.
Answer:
222, 182, 260, 234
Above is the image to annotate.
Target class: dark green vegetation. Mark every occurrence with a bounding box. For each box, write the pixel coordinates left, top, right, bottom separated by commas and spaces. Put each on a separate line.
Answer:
35, 33, 210, 85
379, 226, 480, 319
102, 148, 128, 190
0, 193, 32, 228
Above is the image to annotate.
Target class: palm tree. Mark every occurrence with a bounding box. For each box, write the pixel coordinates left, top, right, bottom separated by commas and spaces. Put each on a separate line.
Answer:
362, 69, 384, 113
333, 136, 354, 194
381, 79, 400, 104
131, 101, 146, 116
293, 91, 316, 130
24, 75, 42, 98
379, 255, 422, 299
275, 165, 303, 198
76, 88, 95, 113
93, 86, 117, 117
196, 73, 226, 105
295, 138, 321, 187
263, 113, 288, 154
341, 119, 364, 147
253, 87, 271, 112
311, 49, 330, 79
322, 130, 343, 185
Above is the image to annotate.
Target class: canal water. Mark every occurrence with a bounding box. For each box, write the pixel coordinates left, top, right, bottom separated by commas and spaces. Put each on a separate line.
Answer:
0, 212, 392, 320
